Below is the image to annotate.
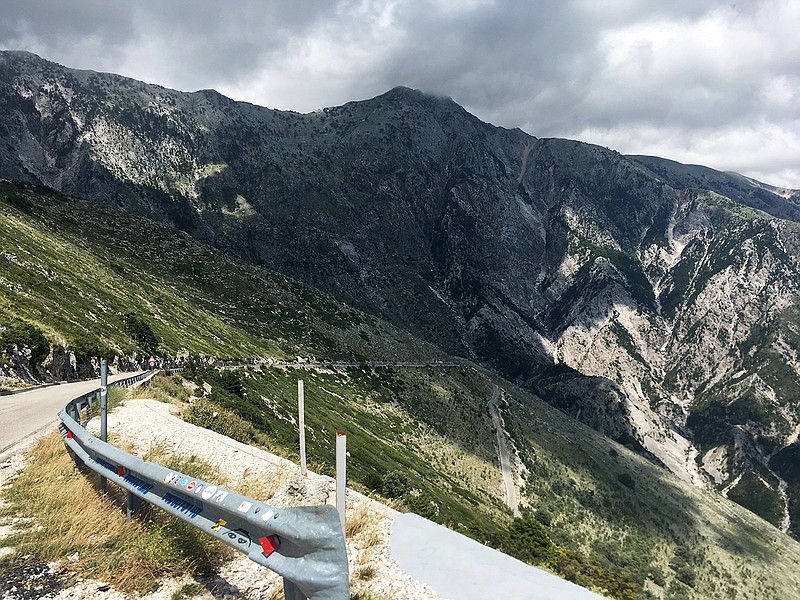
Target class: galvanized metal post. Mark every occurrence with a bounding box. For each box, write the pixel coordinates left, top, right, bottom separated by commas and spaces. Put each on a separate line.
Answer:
100, 359, 108, 441
126, 491, 141, 522
299, 379, 307, 477
283, 579, 306, 600
99, 359, 108, 491
336, 430, 346, 528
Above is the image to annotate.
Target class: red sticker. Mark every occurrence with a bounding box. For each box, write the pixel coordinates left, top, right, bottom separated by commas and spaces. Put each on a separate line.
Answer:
259, 535, 279, 557
187, 481, 197, 491
117, 466, 125, 477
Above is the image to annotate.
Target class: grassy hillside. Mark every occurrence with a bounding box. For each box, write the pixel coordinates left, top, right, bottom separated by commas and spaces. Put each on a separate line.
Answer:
0, 179, 442, 376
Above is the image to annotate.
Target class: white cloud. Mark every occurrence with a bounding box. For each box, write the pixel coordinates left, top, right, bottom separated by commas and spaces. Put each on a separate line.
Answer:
0, 0, 798, 187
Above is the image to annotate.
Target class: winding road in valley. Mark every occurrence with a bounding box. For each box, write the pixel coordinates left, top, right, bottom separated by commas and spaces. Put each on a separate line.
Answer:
487, 384, 520, 516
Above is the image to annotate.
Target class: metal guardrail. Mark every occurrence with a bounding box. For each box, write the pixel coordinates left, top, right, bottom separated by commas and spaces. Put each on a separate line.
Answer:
58, 371, 349, 600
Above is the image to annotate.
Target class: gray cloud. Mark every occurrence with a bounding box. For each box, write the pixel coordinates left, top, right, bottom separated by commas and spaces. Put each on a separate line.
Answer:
1, 0, 798, 188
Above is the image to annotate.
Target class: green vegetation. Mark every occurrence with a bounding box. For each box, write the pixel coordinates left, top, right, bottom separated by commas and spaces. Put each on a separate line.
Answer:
176, 364, 643, 598
180, 365, 506, 528
726, 472, 785, 527
122, 312, 160, 356
3, 178, 800, 599
771, 443, 800, 538
170, 362, 800, 599
505, 384, 799, 600
0, 180, 442, 371
0, 318, 49, 364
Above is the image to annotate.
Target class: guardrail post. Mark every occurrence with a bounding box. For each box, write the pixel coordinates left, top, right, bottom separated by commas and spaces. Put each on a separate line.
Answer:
284, 579, 306, 600
299, 379, 307, 477
99, 359, 108, 491
126, 490, 141, 522
336, 431, 346, 528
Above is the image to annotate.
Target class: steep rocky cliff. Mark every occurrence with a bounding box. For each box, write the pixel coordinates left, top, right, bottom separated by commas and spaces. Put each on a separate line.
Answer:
1, 50, 799, 535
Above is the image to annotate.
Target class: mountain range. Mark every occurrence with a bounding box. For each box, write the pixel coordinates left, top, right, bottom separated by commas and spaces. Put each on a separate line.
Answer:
1, 49, 799, 549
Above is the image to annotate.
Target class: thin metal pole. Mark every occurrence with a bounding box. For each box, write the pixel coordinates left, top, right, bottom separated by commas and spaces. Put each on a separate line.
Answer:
298, 379, 307, 477
100, 359, 108, 441
336, 431, 346, 528
99, 359, 108, 491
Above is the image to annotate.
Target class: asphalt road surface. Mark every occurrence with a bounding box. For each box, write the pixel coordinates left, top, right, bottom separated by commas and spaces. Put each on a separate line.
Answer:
0, 373, 144, 462
391, 513, 607, 599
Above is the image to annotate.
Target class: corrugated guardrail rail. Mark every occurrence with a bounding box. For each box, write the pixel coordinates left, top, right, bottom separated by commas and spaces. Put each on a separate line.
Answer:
58, 372, 349, 600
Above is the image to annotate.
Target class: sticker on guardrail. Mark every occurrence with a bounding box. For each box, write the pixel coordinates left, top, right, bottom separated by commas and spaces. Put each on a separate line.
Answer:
226, 527, 252, 550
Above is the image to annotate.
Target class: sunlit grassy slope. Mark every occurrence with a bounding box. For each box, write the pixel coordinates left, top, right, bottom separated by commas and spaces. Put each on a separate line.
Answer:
0, 179, 442, 361
2, 179, 800, 599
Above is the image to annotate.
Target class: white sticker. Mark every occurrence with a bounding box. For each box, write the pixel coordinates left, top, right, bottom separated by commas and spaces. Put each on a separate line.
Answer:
202, 485, 218, 500
261, 509, 275, 522
164, 472, 175, 484
237, 501, 253, 513
194, 484, 204, 495
213, 491, 229, 504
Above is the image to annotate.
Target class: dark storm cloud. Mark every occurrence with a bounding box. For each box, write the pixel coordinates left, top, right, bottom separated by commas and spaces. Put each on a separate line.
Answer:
1, 0, 798, 187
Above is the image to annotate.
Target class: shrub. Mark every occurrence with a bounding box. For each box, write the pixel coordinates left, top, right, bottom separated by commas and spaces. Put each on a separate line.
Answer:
502, 513, 555, 564
122, 312, 159, 355
184, 397, 258, 444
617, 473, 636, 489
380, 470, 409, 499
0, 320, 49, 364
404, 489, 438, 520
2, 190, 34, 214
218, 370, 245, 397
70, 333, 115, 361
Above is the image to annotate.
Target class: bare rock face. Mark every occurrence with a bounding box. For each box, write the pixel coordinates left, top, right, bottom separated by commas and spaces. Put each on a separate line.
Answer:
2, 50, 800, 534
45, 347, 77, 381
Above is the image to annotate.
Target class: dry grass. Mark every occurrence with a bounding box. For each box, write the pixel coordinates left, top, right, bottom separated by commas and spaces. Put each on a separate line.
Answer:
350, 591, 396, 600
0, 431, 231, 594
128, 373, 191, 403
345, 504, 375, 538
235, 465, 296, 503
354, 564, 376, 581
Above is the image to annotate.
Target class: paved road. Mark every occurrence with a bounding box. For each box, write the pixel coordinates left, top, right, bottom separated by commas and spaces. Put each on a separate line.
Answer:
487, 384, 520, 516
0, 373, 144, 461
391, 513, 607, 600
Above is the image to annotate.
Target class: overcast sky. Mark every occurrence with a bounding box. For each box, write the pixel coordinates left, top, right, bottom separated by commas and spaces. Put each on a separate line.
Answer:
2, 0, 798, 188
